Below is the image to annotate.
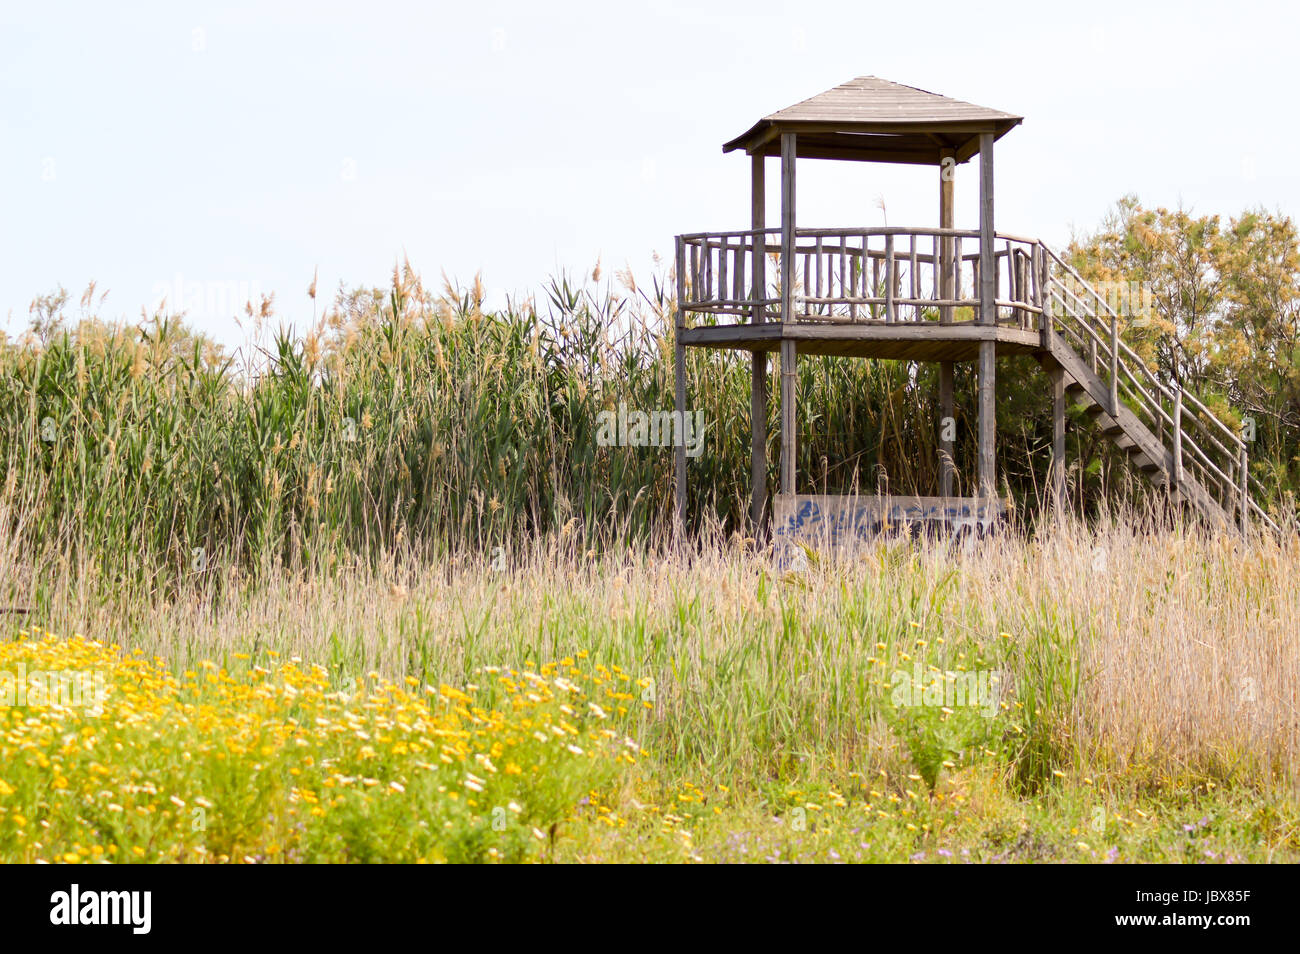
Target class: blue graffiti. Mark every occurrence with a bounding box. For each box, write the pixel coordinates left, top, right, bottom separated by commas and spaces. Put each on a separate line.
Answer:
774, 497, 1003, 566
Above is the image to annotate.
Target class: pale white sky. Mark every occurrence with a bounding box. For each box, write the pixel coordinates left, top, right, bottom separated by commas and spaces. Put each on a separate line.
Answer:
3, 0, 1296, 345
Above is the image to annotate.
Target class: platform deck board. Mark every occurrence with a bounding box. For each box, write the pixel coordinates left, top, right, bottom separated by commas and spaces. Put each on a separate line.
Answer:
680, 322, 1042, 361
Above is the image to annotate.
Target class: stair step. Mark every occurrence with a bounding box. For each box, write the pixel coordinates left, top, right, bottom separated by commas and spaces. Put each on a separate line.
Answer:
1041, 310, 1252, 531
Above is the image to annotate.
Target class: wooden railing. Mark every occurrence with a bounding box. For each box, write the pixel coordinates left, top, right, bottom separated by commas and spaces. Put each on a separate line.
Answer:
675, 226, 1042, 328
672, 225, 1280, 533
1041, 247, 1279, 534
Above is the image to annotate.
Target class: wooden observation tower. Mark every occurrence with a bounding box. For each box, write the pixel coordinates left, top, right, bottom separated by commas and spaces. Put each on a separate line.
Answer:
672, 77, 1273, 545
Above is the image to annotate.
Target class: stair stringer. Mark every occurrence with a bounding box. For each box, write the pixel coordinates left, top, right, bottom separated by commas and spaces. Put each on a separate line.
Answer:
1036, 330, 1234, 528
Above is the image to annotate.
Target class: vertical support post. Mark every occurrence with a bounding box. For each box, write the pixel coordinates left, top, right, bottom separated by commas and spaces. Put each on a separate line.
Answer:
751, 352, 767, 536
938, 149, 955, 497
977, 132, 996, 498
1171, 387, 1183, 494
779, 133, 797, 498
673, 237, 687, 538
939, 148, 955, 326
978, 342, 996, 498
939, 367, 954, 498
751, 153, 766, 322
750, 152, 767, 535
1109, 314, 1119, 416
1050, 364, 1065, 513
1036, 243, 1049, 347
780, 340, 796, 497
780, 133, 796, 328
978, 135, 995, 324
1239, 443, 1249, 533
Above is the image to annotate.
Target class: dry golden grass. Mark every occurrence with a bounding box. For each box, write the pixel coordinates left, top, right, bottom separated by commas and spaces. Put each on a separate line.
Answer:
5, 507, 1297, 792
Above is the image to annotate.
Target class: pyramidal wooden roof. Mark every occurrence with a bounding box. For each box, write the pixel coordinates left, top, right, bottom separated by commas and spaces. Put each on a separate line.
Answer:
722, 76, 1022, 166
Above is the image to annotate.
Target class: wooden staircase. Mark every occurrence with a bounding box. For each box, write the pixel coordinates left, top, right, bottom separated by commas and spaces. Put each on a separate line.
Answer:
1037, 249, 1278, 533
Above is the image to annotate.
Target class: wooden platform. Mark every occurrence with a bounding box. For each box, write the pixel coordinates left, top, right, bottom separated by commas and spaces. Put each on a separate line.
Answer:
669, 81, 1273, 537
680, 321, 1043, 361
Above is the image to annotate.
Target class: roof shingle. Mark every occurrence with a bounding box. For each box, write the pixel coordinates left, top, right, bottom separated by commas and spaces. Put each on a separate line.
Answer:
722, 76, 1023, 165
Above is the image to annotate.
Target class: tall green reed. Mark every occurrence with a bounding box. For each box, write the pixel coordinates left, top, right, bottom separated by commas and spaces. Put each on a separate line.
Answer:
1, 265, 1163, 590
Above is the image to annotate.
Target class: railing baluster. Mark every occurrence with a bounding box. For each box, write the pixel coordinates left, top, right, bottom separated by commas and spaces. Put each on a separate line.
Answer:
1032, 244, 1043, 336
1009, 247, 1020, 326
850, 235, 861, 322
885, 235, 895, 323
734, 236, 745, 305
703, 238, 713, 303
865, 233, 872, 320
953, 236, 962, 312
815, 237, 824, 316
718, 237, 728, 305
871, 248, 879, 321
802, 250, 811, 317
932, 233, 940, 307
1026, 248, 1035, 328
1024, 249, 1033, 328
910, 234, 919, 322
1026, 248, 1034, 329
700, 238, 708, 302
690, 241, 700, 303
842, 243, 852, 321
1020, 247, 1029, 327
1011, 241, 1020, 325
1001, 242, 1008, 323
1001, 245, 1008, 321
730, 237, 737, 305
712, 237, 722, 300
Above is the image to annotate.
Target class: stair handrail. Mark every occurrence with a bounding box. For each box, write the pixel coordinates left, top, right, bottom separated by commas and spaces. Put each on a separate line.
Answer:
1040, 242, 1277, 532
1044, 248, 1246, 457
1104, 339, 1241, 495
1050, 271, 1244, 512
1044, 247, 1247, 447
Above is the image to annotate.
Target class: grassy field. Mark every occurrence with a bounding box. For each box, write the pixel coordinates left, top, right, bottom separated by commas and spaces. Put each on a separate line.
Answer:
4, 515, 1297, 863
2, 277, 1296, 863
